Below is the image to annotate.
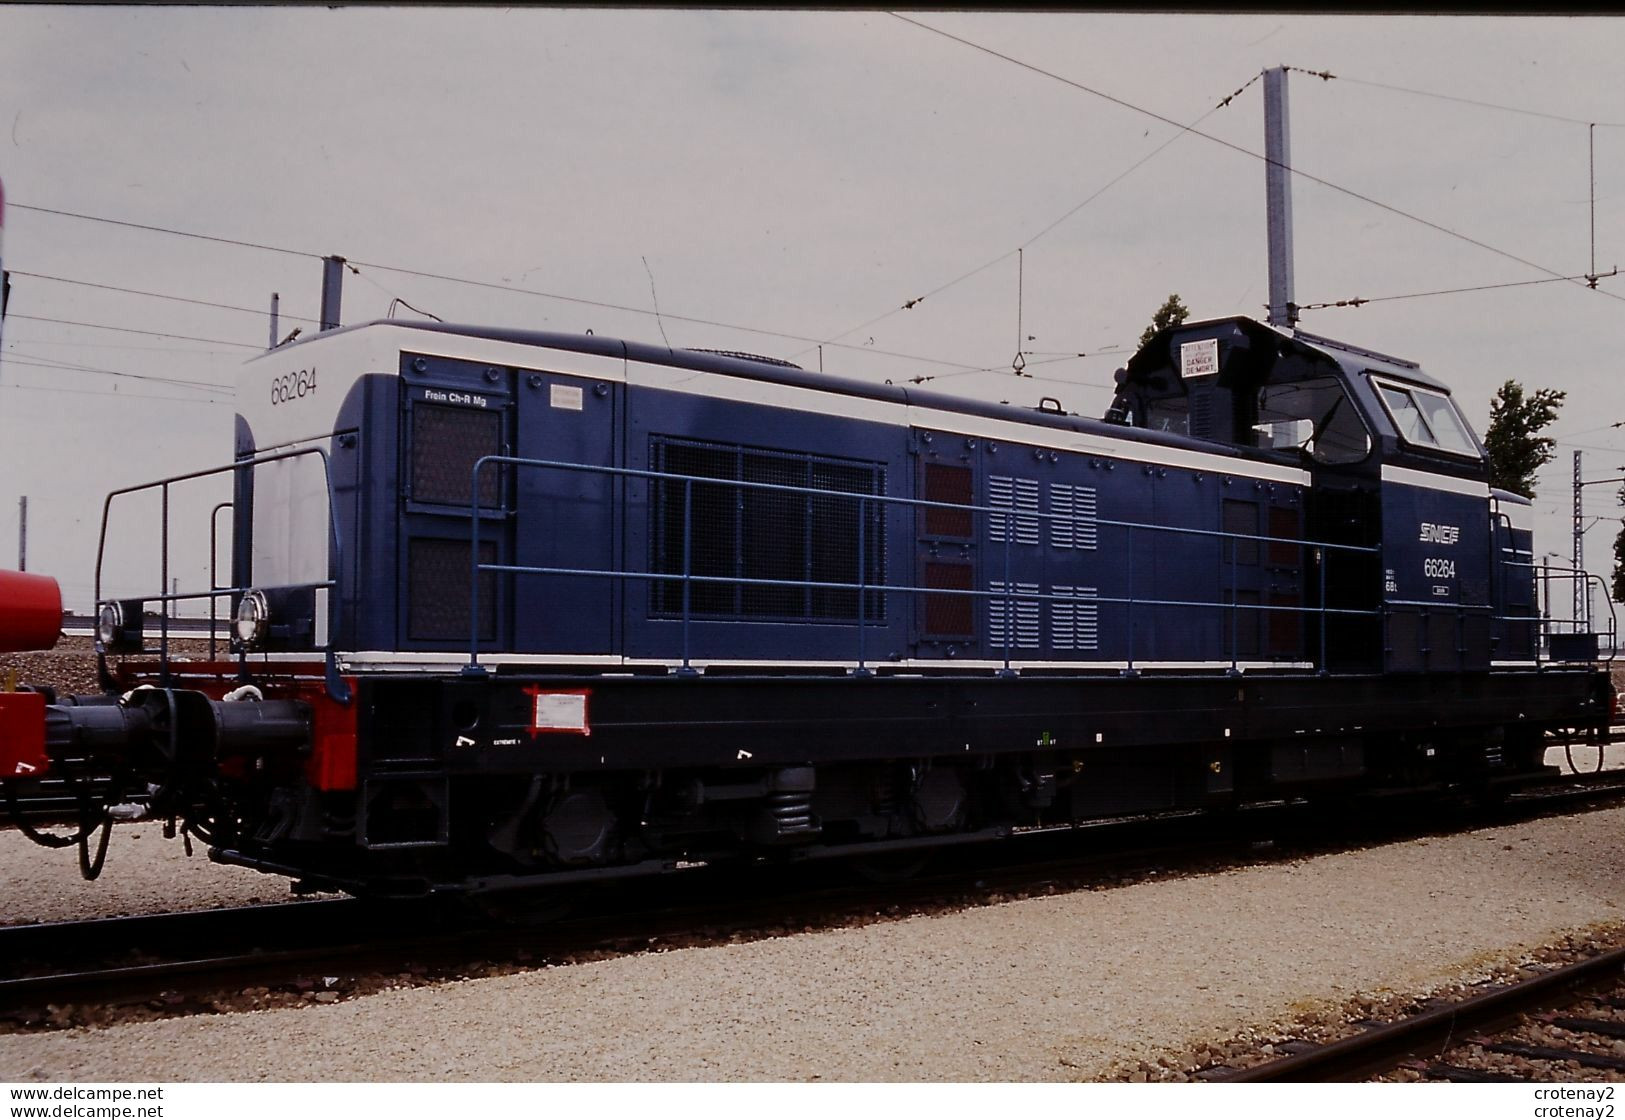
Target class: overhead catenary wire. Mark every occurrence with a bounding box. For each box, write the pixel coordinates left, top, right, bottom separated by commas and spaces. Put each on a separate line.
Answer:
1, 351, 230, 392
16, 35, 1622, 386
1298, 269, 1619, 311
904, 348, 1124, 387
792, 67, 1260, 362
0, 378, 230, 406
1316, 70, 1625, 129
345, 263, 444, 323
6, 271, 324, 324
342, 254, 1005, 373
6, 204, 320, 259
889, 14, 1625, 306
3, 313, 263, 350
11, 200, 1007, 376
1011, 249, 1027, 377
2, 336, 242, 355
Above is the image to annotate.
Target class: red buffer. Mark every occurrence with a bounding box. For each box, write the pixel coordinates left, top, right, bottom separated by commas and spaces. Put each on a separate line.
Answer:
0, 569, 62, 653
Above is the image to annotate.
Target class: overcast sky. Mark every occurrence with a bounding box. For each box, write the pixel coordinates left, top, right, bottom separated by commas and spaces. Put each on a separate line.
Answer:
1, 8, 1623, 619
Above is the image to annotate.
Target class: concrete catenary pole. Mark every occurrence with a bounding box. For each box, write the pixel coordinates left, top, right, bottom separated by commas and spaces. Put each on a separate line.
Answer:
0, 174, 7, 359
1264, 67, 1298, 329
319, 256, 346, 332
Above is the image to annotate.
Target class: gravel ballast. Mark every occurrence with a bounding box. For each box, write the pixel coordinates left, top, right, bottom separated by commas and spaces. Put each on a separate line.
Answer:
0, 829, 303, 926
5, 805, 1625, 1081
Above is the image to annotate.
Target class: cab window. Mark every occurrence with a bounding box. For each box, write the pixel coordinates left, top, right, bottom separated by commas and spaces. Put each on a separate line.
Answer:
1253, 377, 1371, 465
1372, 376, 1479, 457
1144, 395, 1190, 436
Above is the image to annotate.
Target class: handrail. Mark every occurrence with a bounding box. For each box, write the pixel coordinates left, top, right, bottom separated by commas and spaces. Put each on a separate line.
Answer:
94, 446, 351, 703
208, 501, 233, 661
464, 454, 1386, 677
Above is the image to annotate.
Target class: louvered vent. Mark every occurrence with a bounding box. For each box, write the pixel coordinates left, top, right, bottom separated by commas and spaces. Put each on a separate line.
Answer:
1051, 585, 1100, 651
988, 475, 1040, 545
1049, 484, 1099, 551
988, 581, 1041, 650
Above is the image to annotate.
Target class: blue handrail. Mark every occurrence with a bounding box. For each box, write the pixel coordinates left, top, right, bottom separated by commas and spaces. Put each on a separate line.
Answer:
464, 454, 1394, 677
95, 446, 351, 702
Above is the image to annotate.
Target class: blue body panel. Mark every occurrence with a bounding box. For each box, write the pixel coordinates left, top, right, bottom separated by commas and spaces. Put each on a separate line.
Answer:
231, 316, 1567, 678
1380, 482, 1492, 672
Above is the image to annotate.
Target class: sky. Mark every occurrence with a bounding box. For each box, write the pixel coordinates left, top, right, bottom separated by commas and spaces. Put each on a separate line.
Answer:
0, 8, 1622, 622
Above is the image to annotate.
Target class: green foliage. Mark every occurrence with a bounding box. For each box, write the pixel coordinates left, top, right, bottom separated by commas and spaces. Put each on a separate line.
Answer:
1482, 379, 1564, 499
1613, 484, 1625, 603
1138, 294, 1190, 348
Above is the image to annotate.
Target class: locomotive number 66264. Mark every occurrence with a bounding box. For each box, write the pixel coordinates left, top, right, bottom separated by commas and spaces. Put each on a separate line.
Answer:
270, 366, 317, 405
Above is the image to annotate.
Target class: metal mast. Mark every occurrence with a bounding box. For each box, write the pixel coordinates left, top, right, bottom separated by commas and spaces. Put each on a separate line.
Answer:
1574, 450, 1585, 629
1264, 67, 1298, 329
319, 256, 345, 332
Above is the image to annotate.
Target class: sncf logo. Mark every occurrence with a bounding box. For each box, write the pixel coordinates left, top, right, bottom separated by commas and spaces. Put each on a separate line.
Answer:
1419, 522, 1461, 545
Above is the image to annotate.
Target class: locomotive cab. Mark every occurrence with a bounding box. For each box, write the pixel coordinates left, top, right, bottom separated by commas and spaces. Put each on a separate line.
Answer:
1111, 316, 1535, 674
1109, 317, 1387, 470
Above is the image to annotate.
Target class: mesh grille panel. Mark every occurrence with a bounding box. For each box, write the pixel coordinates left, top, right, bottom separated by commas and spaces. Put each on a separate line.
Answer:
922, 463, 973, 538
651, 438, 886, 622
923, 561, 974, 636
412, 404, 503, 506
1268, 504, 1301, 569
408, 538, 497, 641
1222, 499, 1260, 566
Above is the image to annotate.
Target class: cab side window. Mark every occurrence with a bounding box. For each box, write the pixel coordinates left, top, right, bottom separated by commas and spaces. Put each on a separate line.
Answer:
1254, 377, 1371, 465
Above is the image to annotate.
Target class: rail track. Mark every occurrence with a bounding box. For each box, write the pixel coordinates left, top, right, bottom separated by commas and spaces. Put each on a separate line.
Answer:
0, 809, 1263, 1030
7, 765, 1625, 1033
1219, 944, 1625, 1082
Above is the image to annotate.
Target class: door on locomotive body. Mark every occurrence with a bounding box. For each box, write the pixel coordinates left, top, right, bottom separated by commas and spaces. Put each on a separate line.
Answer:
509, 368, 618, 656
396, 352, 619, 657
396, 356, 515, 655
1144, 328, 1358, 669
1247, 365, 1380, 672
1489, 491, 1539, 662
1367, 376, 1493, 674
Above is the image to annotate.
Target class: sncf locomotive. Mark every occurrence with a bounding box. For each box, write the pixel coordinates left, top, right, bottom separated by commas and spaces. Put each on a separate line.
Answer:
0, 314, 1614, 895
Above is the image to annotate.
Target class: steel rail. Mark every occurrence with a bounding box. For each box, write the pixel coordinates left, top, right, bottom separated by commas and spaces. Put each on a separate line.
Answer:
1223, 945, 1625, 1082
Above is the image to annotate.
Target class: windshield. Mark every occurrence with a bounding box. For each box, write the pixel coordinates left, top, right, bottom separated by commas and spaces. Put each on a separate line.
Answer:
1372, 376, 1480, 457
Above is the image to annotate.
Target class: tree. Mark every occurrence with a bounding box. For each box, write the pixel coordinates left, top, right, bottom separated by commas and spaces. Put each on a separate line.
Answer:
1138, 293, 1190, 348
1613, 484, 1625, 603
1482, 379, 1564, 499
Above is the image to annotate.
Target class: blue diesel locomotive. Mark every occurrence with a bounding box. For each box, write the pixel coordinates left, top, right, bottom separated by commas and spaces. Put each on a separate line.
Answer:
0, 314, 1613, 894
